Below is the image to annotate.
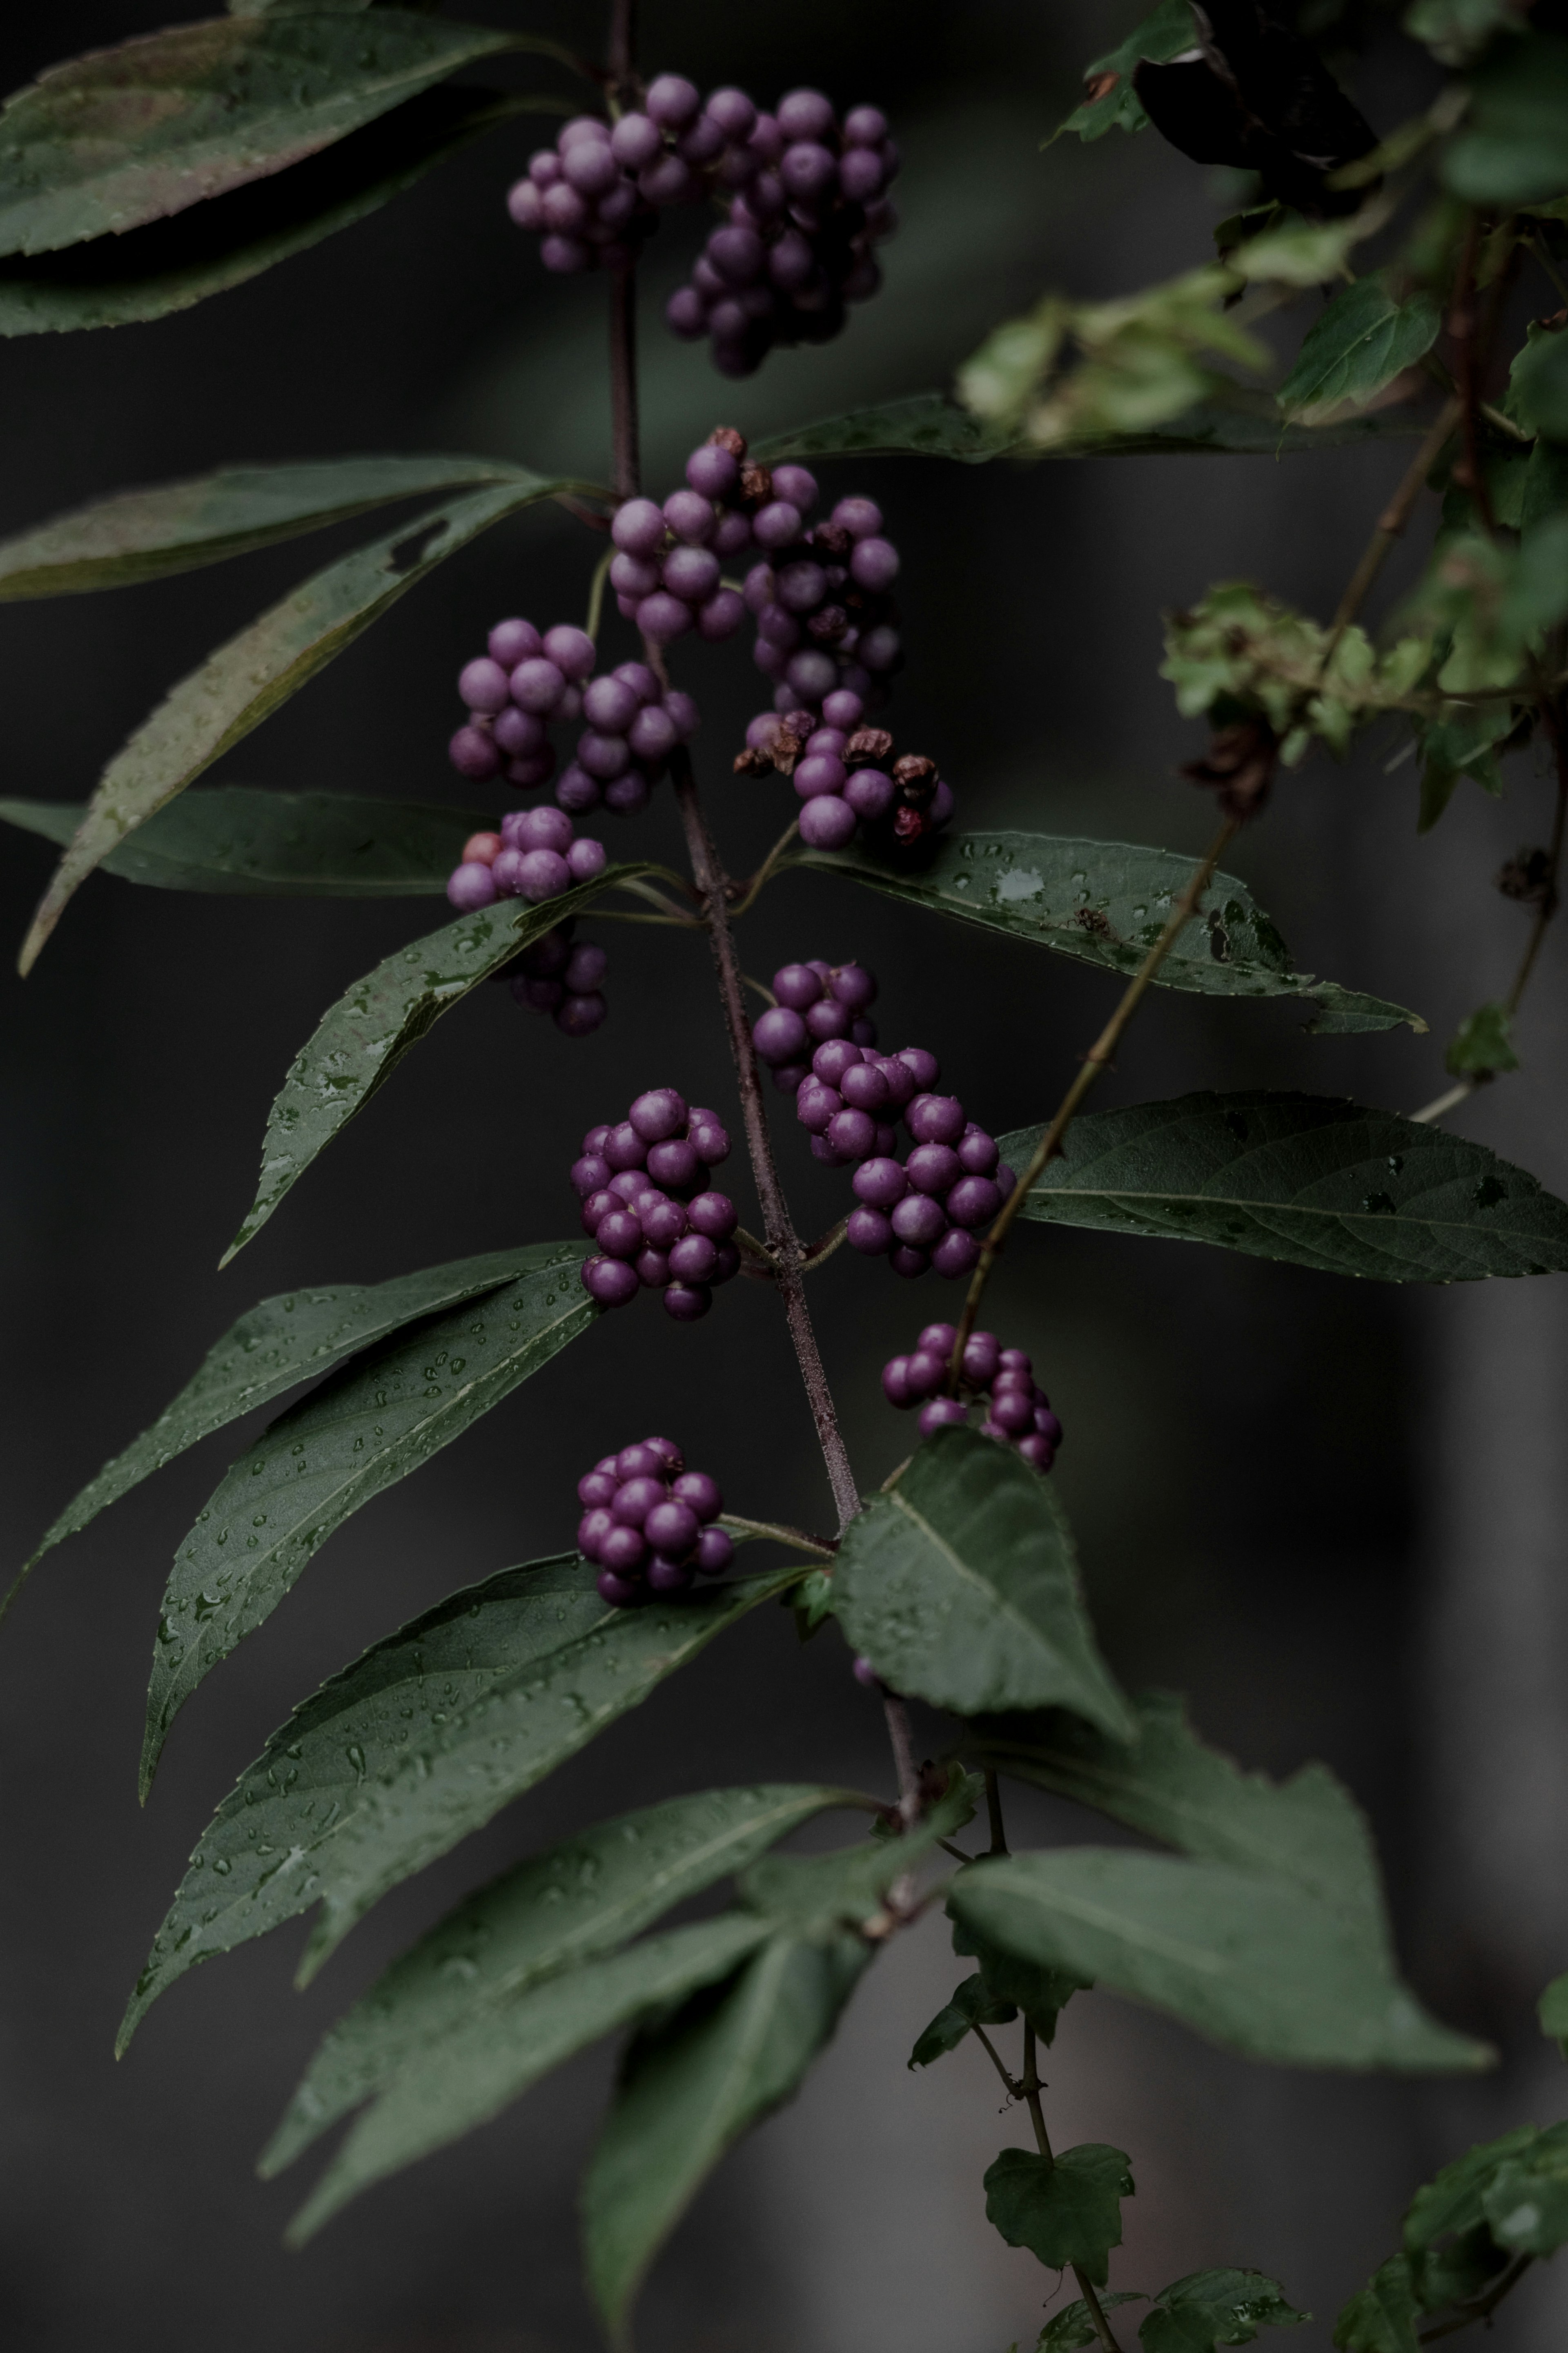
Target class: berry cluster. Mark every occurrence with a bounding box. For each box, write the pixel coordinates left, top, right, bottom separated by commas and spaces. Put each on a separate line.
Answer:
751, 959, 878, 1092
666, 91, 898, 377
507, 920, 608, 1038
448, 620, 697, 817
736, 711, 952, 851
575, 1090, 737, 1318
577, 1435, 735, 1606
882, 1325, 1062, 1470
742, 483, 901, 717
446, 806, 606, 913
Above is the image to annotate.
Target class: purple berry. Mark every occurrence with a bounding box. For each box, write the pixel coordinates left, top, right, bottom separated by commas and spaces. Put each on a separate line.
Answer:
688, 1116, 730, 1164
687, 1191, 736, 1239
826, 1108, 877, 1160
693, 1526, 734, 1575
850, 536, 900, 592
563, 943, 607, 995
581, 1192, 615, 1234
516, 848, 570, 901
582, 1255, 639, 1306
637, 591, 693, 641
838, 1062, 889, 1113
710, 1242, 741, 1284
812, 1134, 855, 1169
669, 1232, 719, 1282
847, 1207, 894, 1255
639, 1195, 687, 1249
447, 862, 499, 911
827, 963, 876, 1010
754, 501, 803, 549
645, 1498, 700, 1558
543, 624, 596, 680
663, 1282, 712, 1321
615, 1442, 663, 1481
610, 111, 662, 167
647, 1137, 700, 1189
852, 1653, 882, 1688
882, 1355, 915, 1406
458, 656, 510, 714
647, 72, 701, 127
795, 753, 847, 800
990, 1390, 1036, 1436
773, 963, 825, 1011
571, 1154, 612, 1198
628, 704, 678, 761
844, 768, 894, 822
584, 1125, 612, 1153
494, 707, 547, 758
449, 726, 501, 781
811, 1038, 862, 1087
629, 1087, 687, 1143
890, 1247, 930, 1278
647, 1556, 695, 1595
605, 1122, 647, 1171
853, 1158, 907, 1209
906, 1143, 963, 1197
600, 1521, 648, 1573
962, 1331, 1001, 1385
908, 1093, 966, 1146
578, 1465, 618, 1508
579, 1505, 615, 1558
948, 1175, 1002, 1230
875, 1057, 917, 1111
595, 1208, 643, 1260
597, 1567, 644, 1606
604, 772, 650, 816
635, 1246, 671, 1288
673, 1470, 722, 1522
1036, 1409, 1064, 1447
904, 1349, 946, 1399
686, 442, 740, 497
832, 495, 883, 539
891, 1194, 946, 1249
795, 1081, 840, 1135
958, 1129, 1000, 1175
612, 497, 667, 556
897, 1048, 940, 1090
932, 1228, 982, 1280
754, 1006, 809, 1065
612, 1473, 665, 1526
1016, 1434, 1054, 1470
798, 796, 857, 849
919, 1397, 970, 1436
556, 764, 601, 813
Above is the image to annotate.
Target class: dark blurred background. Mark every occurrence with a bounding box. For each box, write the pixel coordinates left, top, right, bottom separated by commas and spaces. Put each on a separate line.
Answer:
1, 4, 1566, 2349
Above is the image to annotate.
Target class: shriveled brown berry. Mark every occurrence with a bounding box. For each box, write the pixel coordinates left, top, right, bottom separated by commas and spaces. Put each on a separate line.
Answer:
739, 462, 773, 505
733, 747, 771, 776
708, 425, 747, 458
811, 522, 853, 558
892, 753, 937, 788
1180, 718, 1276, 821
845, 726, 894, 764
807, 605, 850, 642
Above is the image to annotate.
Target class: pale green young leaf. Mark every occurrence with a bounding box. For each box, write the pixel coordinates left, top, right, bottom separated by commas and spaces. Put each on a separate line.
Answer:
1443, 31, 1568, 205
983, 2144, 1134, 2284
1140, 2269, 1307, 2353
1277, 280, 1441, 422
0, 790, 484, 895
262, 1785, 855, 2175
1445, 1001, 1520, 1077
1053, 1, 1201, 143
1230, 217, 1363, 289
140, 1247, 593, 1793
833, 1426, 1132, 1735
223, 866, 654, 1262
1539, 1968, 1568, 2053
18, 478, 595, 973
0, 12, 517, 258
582, 1929, 873, 2343
907, 1972, 1018, 2069
948, 1851, 1489, 2071
792, 829, 1420, 1030
1040, 2294, 1149, 2351
1333, 2257, 1421, 2353
997, 1091, 1568, 1281
118, 1560, 804, 2047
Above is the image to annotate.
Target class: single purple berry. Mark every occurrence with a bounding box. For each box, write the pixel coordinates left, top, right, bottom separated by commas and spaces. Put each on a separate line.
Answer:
578, 1466, 619, 1508
837, 1062, 889, 1113
997, 1164, 1018, 1201
647, 1137, 700, 1189
991, 1390, 1036, 1436
1036, 1409, 1064, 1447
666, 285, 708, 337
639, 1194, 688, 1249
686, 1191, 736, 1239
850, 537, 900, 593
647, 1556, 695, 1596
840, 146, 886, 202
663, 1282, 712, 1321
582, 1255, 639, 1307
604, 772, 650, 816
852, 1653, 882, 1689
908, 1093, 966, 1146
646, 71, 701, 127
495, 707, 548, 760
597, 1567, 644, 1606
601, 1520, 649, 1573
710, 1242, 740, 1284
612, 497, 667, 557
579, 1505, 616, 1559
823, 688, 864, 728
612, 1473, 665, 1526
931, 780, 956, 827
782, 141, 838, 200
890, 1245, 931, 1278
607, 1171, 650, 1204
693, 1525, 733, 1575
686, 442, 740, 497
892, 1194, 947, 1249
826, 1107, 877, 1160
610, 110, 662, 167
672, 1470, 722, 1522
1017, 1434, 1055, 1470
668, 1232, 718, 1282
918, 1320, 958, 1354
699, 589, 746, 641
931, 1228, 982, 1280
831, 495, 883, 540
999, 1347, 1032, 1375
882, 1355, 915, 1406
852, 1159, 907, 1211
794, 1080, 841, 1135
776, 87, 835, 140
904, 1349, 946, 1400
543, 624, 596, 681
584, 1124, 613, 1154
799, 795, 858, 850
459, 656, 511, 714
571, 1154, 612, 1199
919, 1397, 970, 1436
962, 1331, 1002, 1385
774, 964, 826, 1011
847, 1206, 894, 1255
947, 1175, 1002, 1230
688, 1117, 730, 1164
906, 1143, 963, 1197
613, 1442, 662, 1482
602, 1122, 646, 1172
811, 1038, 862, 1087
516, 848, 570, 901
957, 1128, 1000, 1175
596, 1207, 644, 1260
754, 1006, 809, 1066
754, 500, 804, 549
645, 1497, 701, 1559
845, 770, 891, 830
513, 805, 572, 853
635, 1246, 671, 1288
794, 754, 847, 802
875, 1056, 918, 1111
897, 1048, 940, 1090
628, 1087, 687, 1143
812, 1135, 855, 1169
637, 591, 693, 641
581, 1191, 615, 1234
447, 862, 499, 912
555, 763, 601, 813
449, 725, 501, 781
563, 941, 607, 993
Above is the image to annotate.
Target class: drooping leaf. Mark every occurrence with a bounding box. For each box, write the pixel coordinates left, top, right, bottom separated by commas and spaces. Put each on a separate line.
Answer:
0, 790, 484, 895
735, 1771, 977, 1936
16, 476, 599, 973
1481, 2132, 1568, 2257
998, 1092, 1568, 1282
1139, 2269, 1308, 2353
263, 1785, 855, 2175
908, 1971, 1018, 2069
1053, 0, 1198, 142
1332, 2256, 1421, 2353
791, 830, 1421, 1030
0, 11, 520, 256
982, 2144, 1134, 2284
0, 455, 530, 599
581, 1928, 873, 2343
118, 1559, 805, 2047
5, 1244, 541, 1616
141, 1246, 593, 1791
1444, 1001, 1520, 1077
949, 1918, 1089, 2046
1539, 1969, 1568, 2054
833, 1426, 1133, 1736
1443, 30, 1568, 206
0, 87, 546, 338
1276, 279, 1441, 423
221, 868, 654, 1262
948, 1851, 1489, 2071
1040, 2293, 1149, 2351
285, 1914, 773, 2242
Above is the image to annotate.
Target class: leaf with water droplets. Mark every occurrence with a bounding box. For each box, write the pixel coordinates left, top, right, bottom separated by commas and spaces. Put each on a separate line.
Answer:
791, 832, 1420, 1028
118, 1558, 805, 2050
999, 1092, 1568, 1281
140, 1245, 593, 1793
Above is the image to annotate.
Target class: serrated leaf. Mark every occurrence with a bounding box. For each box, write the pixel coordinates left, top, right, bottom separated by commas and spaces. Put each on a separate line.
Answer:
582, 1929, 872, 2343
1277, 280, 1441, 423
263, 1785, 853, 2177
1140, 2268, 1307, 2353
950, 1918, 1090, 2045
1333, 2256, 1421, 2353
833, 1427, 1132, 1736
908, 1972, 1018, 2069
285, 1913, 771, 2242
0, 86, 540, 337
18, 477, 596, 972
998, 1091, 1568, 1281
0, 789, 485, 894
1443, 30, 1568, 206
0, 12, 517, 256
1539, 1969, 1568, 2052
1482, 2130, 1568, 2255
1403, 2123, 1541, 2255
6, 1245, 541, 1617
142, 1246, 592, 1791
0, 455, 529, 598
737, 1773, 975, 1935
1054, 0, 1197, 142
791, 830, 1420, 1028
1445, 1001, 1519, 1077
1041, 2293, 1150, 2351
118, 1559, 804, 2047
983, 2144, 1133, 2284
221, 868, 653, 1261
949, 1851, 1489, 2071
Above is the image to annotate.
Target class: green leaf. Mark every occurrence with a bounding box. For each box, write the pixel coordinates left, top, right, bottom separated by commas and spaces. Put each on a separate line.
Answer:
0, 789, 485, 895
997, 1091, 1568, 1281
285, 1914, 773, 2243
141, 1245, 592, 1791
1415, 704, 1519, 830
1403, 2120, 1568, 2267
908, 1972, 1018, 2069
1482, 2132, 1568, 2257
1040, 2294, 1150, 2351
1444, 1000, 1520, 1077
1277, 280, 1441, 423
754, 388, 1430, 467
948, 1851, 1490, 2071
1444, 31, 1568, 206
1333, 2256, 1421, 2353
983, 2144, 1134, 2284
1539, 1969, 1568, 2053
1405, 0, 1525, 68
118, 1559, 804, 2047
950, 1918, 1090, 2045
1402, 2124, 1542, 2260
1509, 320, 1568, 444
0, 12, 516, 257
1053, 0, 1198, 142
833, 1426, 1133, 1736
0, 454, 530, 599
17, 477, 597, 972
0, 87, 543, 338
791, 831, 1421, 1030
582, 1929, 873, 2343
1140, 2269, 1307, 2353
221, 868, 653, 1262
6, 1244, 542, 1617
737, 1773, 976, 1935
263, 1785, 855, 2177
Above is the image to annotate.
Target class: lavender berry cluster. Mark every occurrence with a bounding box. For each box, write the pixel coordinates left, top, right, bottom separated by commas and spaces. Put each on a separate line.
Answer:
577, 1434, 735, 1606
736, 711, 952, 852
506, 919, 608, 1038
883, 1325, 1063, 1470
575, 1090, 737, 1319
750, 959, 878, 1093
446, 806, 606, 913
448, 619, 697, 817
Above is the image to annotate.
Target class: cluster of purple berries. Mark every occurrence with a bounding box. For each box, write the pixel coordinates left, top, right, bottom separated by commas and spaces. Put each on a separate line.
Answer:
737, 712, 952, 851
446, 808, 606, 914
737, 480, 901, 717
577, 1435, 735, 1606
575, 1090, 737, 1319
882, 1325, 1063, 1471
666, 89, 898, 377
751, 959, 878, 1091
506, 919, 608, 1038
448, 619, 697, 817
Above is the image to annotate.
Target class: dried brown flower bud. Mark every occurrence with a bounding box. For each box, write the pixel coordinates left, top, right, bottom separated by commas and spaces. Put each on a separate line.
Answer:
845, 726, 894, 764
892, 753, 937, 788
1497, 846, 1558, 911
811, 522, 853, 558
708, 426, 747, 458
893, 805, 930, 843
739, 462, 773, 506
769, 727, 806, 776
1180, 718, 1276, 821
733, 747, 771, 777
807, 604, 850, 642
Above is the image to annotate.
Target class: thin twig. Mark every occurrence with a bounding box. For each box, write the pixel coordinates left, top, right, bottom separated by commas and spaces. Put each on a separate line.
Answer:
585, 547, 612, 640
1327, 398, 1462, 644
802, 1217, 849, 1270
739, 970, 777, 1006
971, 2025, 1022, 2099
609, 265, 639, 502
1408, 1076, 1485, 1125
883, 1693, 922, 1826
719, 1512, 836, 1559
728, 816, 801, 917
984, 1768, 1009, 1856
1020, 2023, 1124, 2353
